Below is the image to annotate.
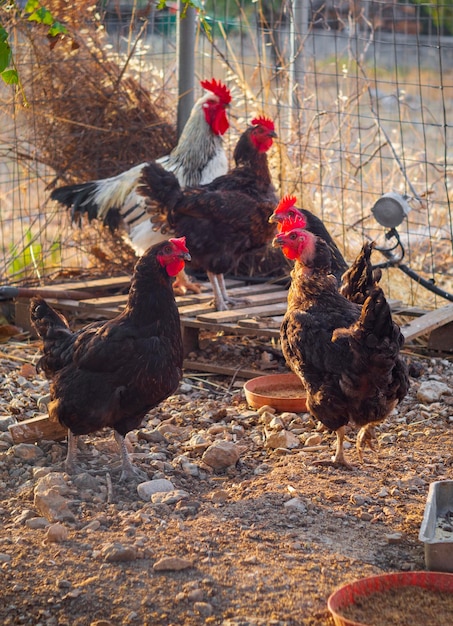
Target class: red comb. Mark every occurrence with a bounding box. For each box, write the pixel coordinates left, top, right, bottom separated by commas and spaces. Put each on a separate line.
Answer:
251, 116, 275, 131
276, 195, 298, 212
200, 79, 232, 105
169, 236, 189, 253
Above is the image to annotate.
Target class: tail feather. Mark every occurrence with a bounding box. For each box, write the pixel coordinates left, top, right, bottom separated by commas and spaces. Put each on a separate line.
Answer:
138, 163, 184, 226
30, 297, 73, 378
340, 241, 380, 305
30, 297, 70, 339
51, 182, 100, 224
51, 163, 147, 225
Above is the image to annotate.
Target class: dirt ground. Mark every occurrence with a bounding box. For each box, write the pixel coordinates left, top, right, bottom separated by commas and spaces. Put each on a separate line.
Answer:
0, 331, 452, 626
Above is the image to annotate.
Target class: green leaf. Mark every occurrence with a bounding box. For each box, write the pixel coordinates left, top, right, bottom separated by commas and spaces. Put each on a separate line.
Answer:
48, 21, 67, 37
0, 40, 11, 72
0, 26, 8, 44
1, 68, 18, 84
23, 0, 40, 12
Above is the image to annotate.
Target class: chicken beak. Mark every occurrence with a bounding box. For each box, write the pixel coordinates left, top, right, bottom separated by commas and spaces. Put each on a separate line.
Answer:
272, 234, 284, 248
268, 213, 279, 224
181, 252, 191, 262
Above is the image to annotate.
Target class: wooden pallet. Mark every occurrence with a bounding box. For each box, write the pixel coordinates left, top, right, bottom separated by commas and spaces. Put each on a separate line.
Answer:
12, 276, 453, 365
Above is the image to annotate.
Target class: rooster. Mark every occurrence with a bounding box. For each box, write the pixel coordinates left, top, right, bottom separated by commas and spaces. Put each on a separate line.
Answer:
137, 116, 278, 311
50, 78, 231, 294
269, 194, 348, 283
273, 226, 409, 467
30, 238, 191, 481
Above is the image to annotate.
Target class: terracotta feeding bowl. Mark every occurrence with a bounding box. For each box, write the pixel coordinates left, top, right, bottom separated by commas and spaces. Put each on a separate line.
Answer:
243, 373, 307, 412
328, 571, 453, 626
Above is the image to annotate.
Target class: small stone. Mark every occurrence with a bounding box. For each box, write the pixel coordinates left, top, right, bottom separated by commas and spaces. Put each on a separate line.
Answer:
45, 523, 69, 543
211, 489, 229, 503
102, 543, 137, 562
13, 443, 44, 461
25, 517, 50, 530
417, 381, 450, 404
153, 556, 193, 571
385, 532, 403, 544
137, 478, 175, 501
265, 430, 299, 450
202, 441, 240, 470
0, 553, 11, 563
194, 601, 213, 617
284, 497, 307, 513
305, 434, 322, 447
151, 489, 189, 505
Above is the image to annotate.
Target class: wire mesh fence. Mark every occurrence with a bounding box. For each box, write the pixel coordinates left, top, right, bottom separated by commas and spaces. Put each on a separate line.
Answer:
0, 0, 452, 308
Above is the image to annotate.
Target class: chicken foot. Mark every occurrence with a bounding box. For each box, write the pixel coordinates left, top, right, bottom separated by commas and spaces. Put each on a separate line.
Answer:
173, 269, 202, 295
356, 423, 378, 463
114, 431, 149, 482
313, 426, 353, 469
207, 272, 251, 311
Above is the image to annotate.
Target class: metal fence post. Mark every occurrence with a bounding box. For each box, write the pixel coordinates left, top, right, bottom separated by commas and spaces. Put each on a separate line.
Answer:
177, 2, 196, 138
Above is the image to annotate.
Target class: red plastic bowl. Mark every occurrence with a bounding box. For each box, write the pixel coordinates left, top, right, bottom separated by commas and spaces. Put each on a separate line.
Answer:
243, 373, 307, 413
328, 571, 453, 626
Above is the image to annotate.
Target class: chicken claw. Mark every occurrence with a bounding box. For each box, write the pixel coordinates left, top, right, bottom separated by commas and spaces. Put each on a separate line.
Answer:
173, 270, 202, 295
356, 424, 378, 463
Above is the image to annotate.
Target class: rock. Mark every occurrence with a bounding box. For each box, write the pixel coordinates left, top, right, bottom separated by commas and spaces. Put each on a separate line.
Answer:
13, 443, 44, 461
211, 489, 229, 503
284, 497, 307, 513
101, 543, 137, 562
33, 473, 75, 522
194, 601, 213, 617
202, 441, 240, 469
264, 429, 300, 450
153, 556, 194, 571
385, 532, 403, 544
0, 416, 16, 431
45, 523, 69, 543
151, 489, 189, 505
136, 478, 175, 501
304, 434, 322, 447
0, 553, 11, 563
417, 381, 451, 404
25, 517, 50, 530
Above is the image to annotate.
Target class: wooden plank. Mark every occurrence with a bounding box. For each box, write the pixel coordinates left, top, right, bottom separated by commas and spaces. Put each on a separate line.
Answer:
179, 317, 282, 339
9, 415, 67, 444
183, 359, 262, 379
402, 304, 453, 342
428, 321, 453, 352
45, 276, 131, 292
198, 298, 288, 324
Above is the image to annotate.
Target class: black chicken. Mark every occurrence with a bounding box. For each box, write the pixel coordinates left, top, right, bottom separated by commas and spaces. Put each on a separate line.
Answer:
30, 238, 191, 480
138, 116, 278, 311
273, 226, 409, 467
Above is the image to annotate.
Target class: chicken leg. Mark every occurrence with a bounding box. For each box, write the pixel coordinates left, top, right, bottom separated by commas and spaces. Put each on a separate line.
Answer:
114, 431, 148, 482
313, 426, 352, 469
356, 423, 378, 462
207, 272, 250, 311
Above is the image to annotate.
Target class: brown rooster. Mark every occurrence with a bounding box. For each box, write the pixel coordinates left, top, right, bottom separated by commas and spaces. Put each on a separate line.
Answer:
50, 78, 231, 294
30, 238, 191, 481
273, 226, 409, 467
137, 116, 278, 311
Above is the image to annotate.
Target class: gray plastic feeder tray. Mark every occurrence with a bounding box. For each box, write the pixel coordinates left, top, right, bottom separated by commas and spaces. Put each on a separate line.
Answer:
419, 480, 453, 572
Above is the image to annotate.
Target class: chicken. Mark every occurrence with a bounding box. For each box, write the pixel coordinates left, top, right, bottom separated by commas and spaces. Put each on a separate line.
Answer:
268, 194, 348, 283
30, 238, 191, 481
273, 226, 409, 467
137, 116, 278, 311
50, 78, 231, 294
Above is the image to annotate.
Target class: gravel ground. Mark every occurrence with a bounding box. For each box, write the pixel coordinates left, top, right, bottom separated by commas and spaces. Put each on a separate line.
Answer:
0, 331, 452, 626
